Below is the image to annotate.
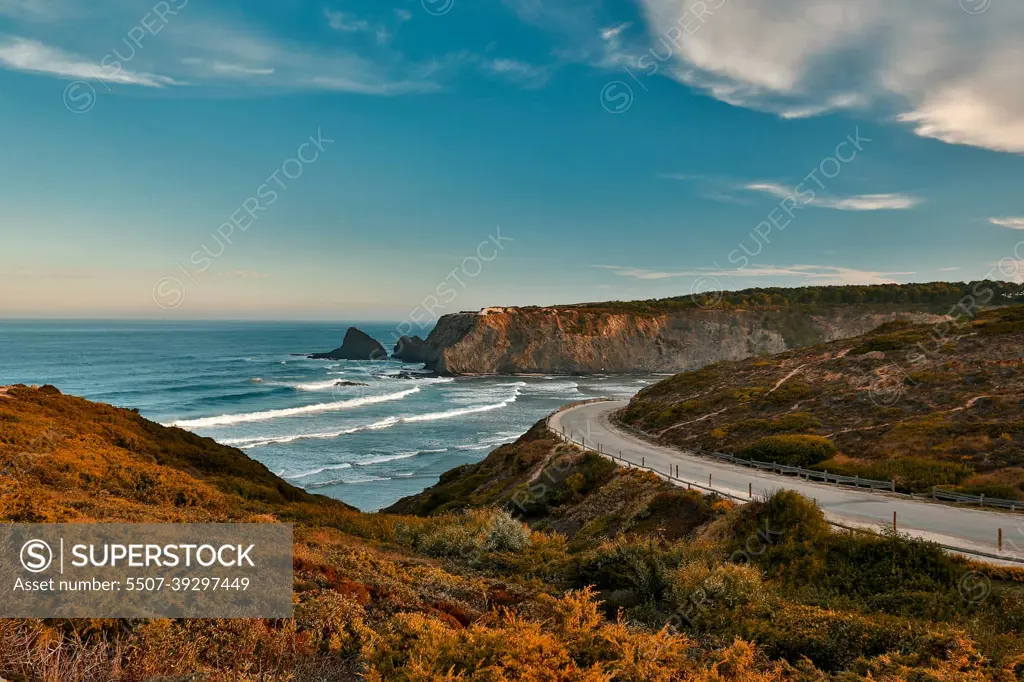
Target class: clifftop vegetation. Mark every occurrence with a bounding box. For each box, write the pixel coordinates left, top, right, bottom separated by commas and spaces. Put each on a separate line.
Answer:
619, 305, 1024, 498
520, 280, 1024, 315
1, 384, 1024, 679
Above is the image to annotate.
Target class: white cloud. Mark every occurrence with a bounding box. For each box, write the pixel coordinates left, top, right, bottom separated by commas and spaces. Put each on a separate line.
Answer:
989, 217, 1024, 230
324, 9, 370, 33
0, 0, 65, 20
938, 266, 961, 272
484, 58, 552, 87
600, 22, 631, 41
635, 0, 1024, 153
180, 57, 273, 77
595, 263, 915, 286
0, 36, 177, 86
0, 10, 440, 96
593, 265, 689, 280
161, 21, 442, 94
307, 74, 438, 95
743, 182, 920, 211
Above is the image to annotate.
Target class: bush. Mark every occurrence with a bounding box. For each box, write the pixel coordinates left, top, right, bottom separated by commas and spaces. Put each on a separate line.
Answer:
737, 435, 837, 467
409, 509, 533, 562
482, 509, 531, 553
670, 559, 770, 630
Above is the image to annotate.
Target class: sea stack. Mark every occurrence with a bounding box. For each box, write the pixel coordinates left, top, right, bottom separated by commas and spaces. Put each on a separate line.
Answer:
392, 335, 431, 363
310, 327, 388, 361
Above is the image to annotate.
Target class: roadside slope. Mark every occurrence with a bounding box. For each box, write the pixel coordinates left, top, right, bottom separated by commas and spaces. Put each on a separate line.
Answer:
618, 304, 1024, 500
554, 400, 1024, 562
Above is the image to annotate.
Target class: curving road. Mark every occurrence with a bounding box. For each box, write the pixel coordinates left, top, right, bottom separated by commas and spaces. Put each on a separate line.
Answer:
551, 400, 1024, 564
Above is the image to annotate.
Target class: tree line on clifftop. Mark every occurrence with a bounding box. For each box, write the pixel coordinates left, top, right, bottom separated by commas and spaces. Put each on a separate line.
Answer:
555, 281, 1024, 314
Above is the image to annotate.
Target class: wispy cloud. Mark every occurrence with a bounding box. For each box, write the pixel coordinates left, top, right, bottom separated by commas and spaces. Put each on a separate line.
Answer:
0, 3, 448, 97
180, 57, 273, 77
595, 264, 915, 286
0, 36, 177, 86
661, 174, 920, 210
483, 58, 552, 88
324, 7, 414, 45
0, 0, 66, 20
744, 182, 920, 211
989, 217, 1024, 230
938, 266, 961, 272
592, 265, 689, 280
163, 20, 441, 94
324, 9, 370, 33
657, 173, 753, 204
600, 22, 631, 41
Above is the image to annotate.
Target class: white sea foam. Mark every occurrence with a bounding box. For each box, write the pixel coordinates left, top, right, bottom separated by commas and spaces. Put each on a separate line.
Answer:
305, 474, 390, 489
529, 380, 578, 390
288, 375, 453, 391
410, 402, 507, 422
453, 432, 519, 451
284, 463, 353, 480
220, 416, 400, 449
165, 387, 420, 428
216, 402, 512, 449
286, 376, 374, 387
356, 448, 446, 466
440, 381, 524, 405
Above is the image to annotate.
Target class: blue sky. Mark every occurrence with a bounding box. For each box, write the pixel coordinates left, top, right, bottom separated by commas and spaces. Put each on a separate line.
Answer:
1, 0, 1022, 319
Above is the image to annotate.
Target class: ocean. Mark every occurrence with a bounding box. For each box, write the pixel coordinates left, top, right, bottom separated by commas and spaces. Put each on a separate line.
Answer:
0, 321, 654, 510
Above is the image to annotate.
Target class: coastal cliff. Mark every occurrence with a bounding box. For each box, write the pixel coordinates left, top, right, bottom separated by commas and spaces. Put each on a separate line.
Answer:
413, 283, 1023, 375
417, 306, 944, 374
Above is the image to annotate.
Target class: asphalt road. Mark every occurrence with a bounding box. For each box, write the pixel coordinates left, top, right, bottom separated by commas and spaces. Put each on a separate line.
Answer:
551, 400, 1024, 563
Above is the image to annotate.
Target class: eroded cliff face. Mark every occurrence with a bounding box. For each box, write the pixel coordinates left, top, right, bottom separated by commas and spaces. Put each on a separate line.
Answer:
419, 307, 948, 375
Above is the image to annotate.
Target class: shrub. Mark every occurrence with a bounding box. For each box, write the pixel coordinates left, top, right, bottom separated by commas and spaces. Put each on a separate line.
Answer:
737, 435, 837, 467
575, 537, 675, 603
482, 509, 531, 553
670, 559, 770, 630
415, 518, 483, 559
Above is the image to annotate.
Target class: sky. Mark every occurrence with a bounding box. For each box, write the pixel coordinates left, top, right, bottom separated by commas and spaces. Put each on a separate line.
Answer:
0, 0, 1023, 320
